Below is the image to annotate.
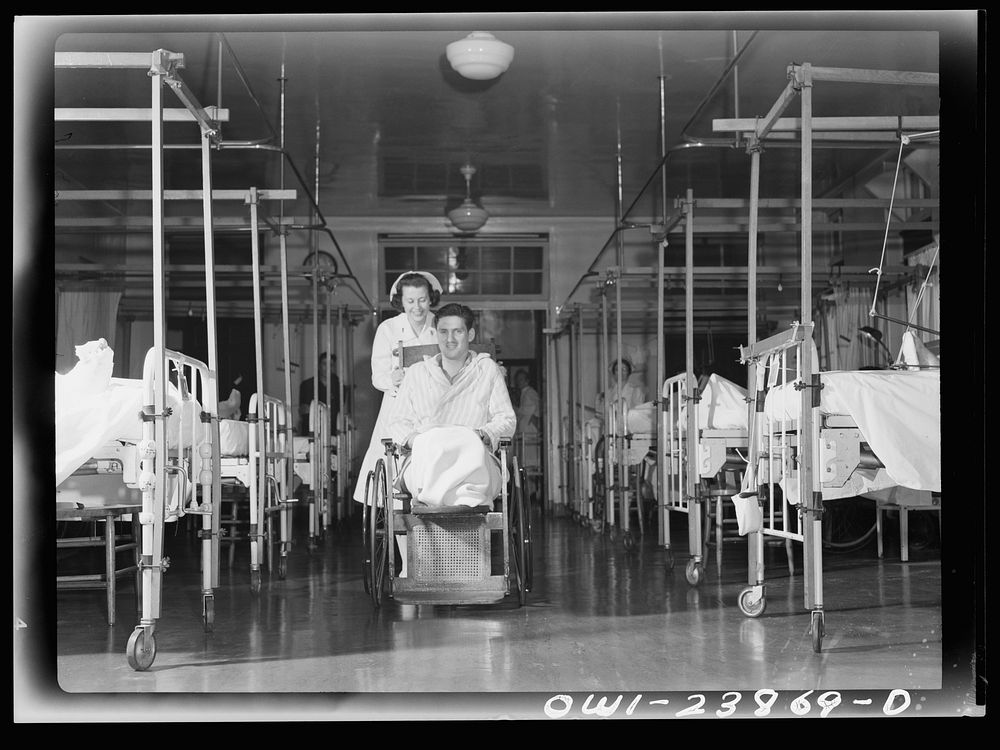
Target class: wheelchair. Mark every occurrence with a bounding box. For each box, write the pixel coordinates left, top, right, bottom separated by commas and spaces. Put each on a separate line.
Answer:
362, 435, 532, 607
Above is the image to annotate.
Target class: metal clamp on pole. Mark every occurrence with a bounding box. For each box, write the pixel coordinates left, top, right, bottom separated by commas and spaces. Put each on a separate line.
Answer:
793, 374, 825, 408
139, 554, 171, 572
139, 405, 173, 421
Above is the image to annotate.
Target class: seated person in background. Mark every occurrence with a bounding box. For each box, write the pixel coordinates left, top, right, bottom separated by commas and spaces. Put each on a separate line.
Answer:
298, 351, 340, 434
595, 356, 648, 420
387, 302, 516, 509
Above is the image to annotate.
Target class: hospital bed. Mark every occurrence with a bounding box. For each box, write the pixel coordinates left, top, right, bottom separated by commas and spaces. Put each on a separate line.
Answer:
56, 345, 224, 669
293, 399, 333, 550
219, 392, 295, 589
657, 372, 786, 585
360, 342, 531, 607
734, 323, 941, 651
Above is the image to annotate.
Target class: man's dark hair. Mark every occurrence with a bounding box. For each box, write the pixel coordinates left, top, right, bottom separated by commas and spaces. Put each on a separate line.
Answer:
390, 272, 442, 312
434, 302, 475, 331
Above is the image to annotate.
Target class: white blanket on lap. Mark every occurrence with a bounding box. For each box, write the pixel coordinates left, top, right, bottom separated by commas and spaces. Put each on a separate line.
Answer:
401, 425, 501, 507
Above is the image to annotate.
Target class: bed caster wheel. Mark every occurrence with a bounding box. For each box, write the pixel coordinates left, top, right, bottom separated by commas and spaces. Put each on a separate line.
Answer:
590, 519, 603, 533
278, 557, 287, 580
571, 511, 579, 523
203, 594, 215, 631
623, 532, 635, 551
811, 611, 825, 653
738, 587, 766, 618
685, 559, 703, 586
664, 549, 675, 571
250, 569, 262, 594
607, 527, 617, 542
126, 627, 156, 671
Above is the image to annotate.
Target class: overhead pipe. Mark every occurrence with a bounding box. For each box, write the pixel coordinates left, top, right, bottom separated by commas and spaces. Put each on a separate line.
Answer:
212, 33, 373, 313
556, 31, 761, 315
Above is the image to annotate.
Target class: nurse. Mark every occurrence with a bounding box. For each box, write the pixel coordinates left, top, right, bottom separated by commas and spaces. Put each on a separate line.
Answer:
353, 271, 444, 504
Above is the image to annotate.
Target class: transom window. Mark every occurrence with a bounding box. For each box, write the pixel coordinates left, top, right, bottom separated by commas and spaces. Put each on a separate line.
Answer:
381, 236, 548, 300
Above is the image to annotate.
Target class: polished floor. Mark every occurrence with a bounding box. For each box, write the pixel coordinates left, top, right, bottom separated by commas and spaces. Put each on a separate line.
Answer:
44, 497, 949, 720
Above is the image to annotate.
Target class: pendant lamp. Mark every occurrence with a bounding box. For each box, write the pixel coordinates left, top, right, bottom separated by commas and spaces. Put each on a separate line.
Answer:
446, 31, 514, 80
447, 164, 489, 233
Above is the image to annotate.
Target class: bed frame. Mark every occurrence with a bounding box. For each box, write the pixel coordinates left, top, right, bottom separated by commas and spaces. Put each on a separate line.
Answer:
219, 392, 295, 589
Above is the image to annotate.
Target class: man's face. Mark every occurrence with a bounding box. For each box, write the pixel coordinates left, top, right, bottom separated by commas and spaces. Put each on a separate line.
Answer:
436, 315, 475, 362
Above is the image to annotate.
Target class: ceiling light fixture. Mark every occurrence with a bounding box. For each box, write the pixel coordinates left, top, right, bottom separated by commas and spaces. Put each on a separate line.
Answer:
446, 31, 514, 80
447, 164, 489, 233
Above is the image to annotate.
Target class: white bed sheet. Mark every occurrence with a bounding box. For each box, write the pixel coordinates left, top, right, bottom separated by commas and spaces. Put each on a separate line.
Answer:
647, 373, 750, 433
219, 419, 250, 457
55, 378, 251, 485
763, 369, 940, 492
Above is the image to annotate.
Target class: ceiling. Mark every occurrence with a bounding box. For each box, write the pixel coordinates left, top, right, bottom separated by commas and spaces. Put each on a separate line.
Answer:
33, 12, 967, 325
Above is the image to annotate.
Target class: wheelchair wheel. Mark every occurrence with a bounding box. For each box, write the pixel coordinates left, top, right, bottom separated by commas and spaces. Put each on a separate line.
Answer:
361, 469, 374, 595
368, 460, 390, 608
510, 458, 531, 606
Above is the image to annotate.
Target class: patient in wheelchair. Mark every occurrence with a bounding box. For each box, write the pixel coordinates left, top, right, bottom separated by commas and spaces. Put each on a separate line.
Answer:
387, 302, 516, 510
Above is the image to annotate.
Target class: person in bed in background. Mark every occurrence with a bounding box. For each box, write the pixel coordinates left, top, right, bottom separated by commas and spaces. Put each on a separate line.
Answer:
352, 271, 444, 505
385, 303, 516, 576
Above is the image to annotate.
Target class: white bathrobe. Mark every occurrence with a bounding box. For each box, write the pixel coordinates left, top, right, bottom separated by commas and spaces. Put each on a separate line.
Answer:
387, 352, 516, 507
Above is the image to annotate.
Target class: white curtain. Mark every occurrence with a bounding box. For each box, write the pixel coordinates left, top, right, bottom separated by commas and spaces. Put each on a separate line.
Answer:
55, 289, 122, 374
903, 244, 941, 349
816, 285, 871, 371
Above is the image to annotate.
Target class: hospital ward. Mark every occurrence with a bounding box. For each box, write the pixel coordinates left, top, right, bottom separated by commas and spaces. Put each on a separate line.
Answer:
13, 13, 986, 722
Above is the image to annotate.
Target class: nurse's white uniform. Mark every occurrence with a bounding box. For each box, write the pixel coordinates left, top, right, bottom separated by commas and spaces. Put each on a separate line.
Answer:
352, 313, 438, 502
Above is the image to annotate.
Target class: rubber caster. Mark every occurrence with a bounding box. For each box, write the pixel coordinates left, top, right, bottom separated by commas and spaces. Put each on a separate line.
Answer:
203, 594, 215, 632
590, 519, 603, 533
278, 557, 287, 580
250, 569, 262, 594
607, 527, 617, 542
738, 587, 766, 618
623, 532, 635, 551
811, 610, 825, 652
685, 559, 703, 586
665, 549, 675, 571
126, 627, 156, 671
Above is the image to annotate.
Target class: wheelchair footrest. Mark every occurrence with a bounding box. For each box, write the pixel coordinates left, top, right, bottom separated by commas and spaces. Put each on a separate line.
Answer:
409, 503, 491, 515
392, 576, 507, 605
402, 512, 505, 586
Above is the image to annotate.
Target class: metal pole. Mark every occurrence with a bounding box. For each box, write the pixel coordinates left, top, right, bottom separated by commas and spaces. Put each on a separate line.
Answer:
249, 189, 266, 582
335, 305, 345, 521
147, 58, 167, 624
745, 135, 764, 589
684, 189, 700, 569
601, 277, 613, 530
200, 127, 221, 594
613, 113, 625, 536
276, 59, 294, 570
575, 309, 586, 520
323, 291, 332, 528
798, 65, 823, 628
657, 76, 668, 548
